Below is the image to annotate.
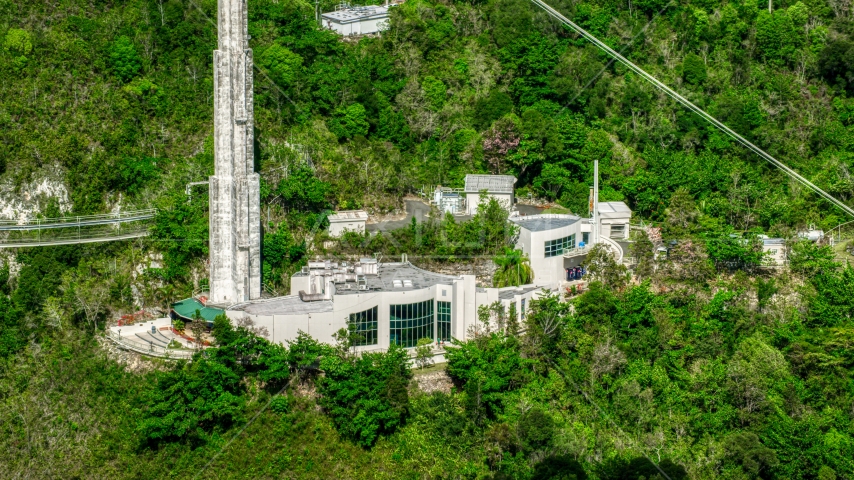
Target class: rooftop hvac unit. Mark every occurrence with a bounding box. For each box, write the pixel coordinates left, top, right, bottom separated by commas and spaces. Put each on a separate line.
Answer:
360, 258, 378, 275
393, 280, 403, 288
403, 280, 413, 288
359, 285, 368, 290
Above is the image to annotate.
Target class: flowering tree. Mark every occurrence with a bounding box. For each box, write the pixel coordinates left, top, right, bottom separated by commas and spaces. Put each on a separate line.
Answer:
482, 117, 520, 174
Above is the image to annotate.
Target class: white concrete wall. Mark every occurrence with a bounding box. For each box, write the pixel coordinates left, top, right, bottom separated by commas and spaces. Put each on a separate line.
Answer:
466, 192, 513, 215
328, 220, 366, 237
762, 245, 787, 266
327, 17, 387, 36
230, 274, 498, 350
523, 225, 583, 289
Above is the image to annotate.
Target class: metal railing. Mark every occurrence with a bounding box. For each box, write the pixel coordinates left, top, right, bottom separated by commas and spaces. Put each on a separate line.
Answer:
562, 246, 591, 258
0, 228, 150, 248
107, 330, 196, 360
0, 209, 156, 248
0, 209, 156, 230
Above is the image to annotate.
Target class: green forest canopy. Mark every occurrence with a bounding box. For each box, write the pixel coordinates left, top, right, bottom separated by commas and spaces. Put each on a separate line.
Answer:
2, 0, 854, 478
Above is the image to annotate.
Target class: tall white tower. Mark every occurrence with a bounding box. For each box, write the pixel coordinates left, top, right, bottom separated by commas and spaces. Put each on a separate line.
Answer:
209, 0, 261, 304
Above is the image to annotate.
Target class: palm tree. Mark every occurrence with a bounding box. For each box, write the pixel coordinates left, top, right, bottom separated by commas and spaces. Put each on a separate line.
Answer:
493, 247, 534, 287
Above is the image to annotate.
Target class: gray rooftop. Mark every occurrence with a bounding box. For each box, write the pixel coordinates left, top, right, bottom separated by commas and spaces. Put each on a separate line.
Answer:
598, 201, 632, 219
510, 214, 582, 232
464, 174, 516, 193
335, 262, 459, 295
328, 210, 368, 221
322, 5, 389, 23
498, 285, 541, 300
230, 296, 333, 315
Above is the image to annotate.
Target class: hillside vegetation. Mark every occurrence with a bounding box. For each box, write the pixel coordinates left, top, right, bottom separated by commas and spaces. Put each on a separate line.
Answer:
1, 0, 854, 478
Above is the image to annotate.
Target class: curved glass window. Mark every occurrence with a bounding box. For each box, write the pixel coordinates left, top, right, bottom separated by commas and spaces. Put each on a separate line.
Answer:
437, 301, 451, 342
390, 300, 434, 348
349, 306, 378, 346
545, 234, 575, 257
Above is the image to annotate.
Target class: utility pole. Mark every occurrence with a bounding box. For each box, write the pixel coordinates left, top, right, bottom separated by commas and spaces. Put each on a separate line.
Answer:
592, 159, 599, 247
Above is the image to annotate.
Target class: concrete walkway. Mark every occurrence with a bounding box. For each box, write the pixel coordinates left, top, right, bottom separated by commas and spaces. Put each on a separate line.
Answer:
109, 318, 195, 349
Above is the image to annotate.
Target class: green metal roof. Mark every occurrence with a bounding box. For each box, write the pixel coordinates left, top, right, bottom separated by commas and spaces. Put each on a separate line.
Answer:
171, 298, 224, 322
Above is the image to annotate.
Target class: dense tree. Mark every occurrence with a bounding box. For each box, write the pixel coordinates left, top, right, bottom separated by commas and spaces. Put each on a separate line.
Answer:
318, 344, 412, 447
492, 247, 534, 287
108, 36, 143, 83
2, 0, 854, 476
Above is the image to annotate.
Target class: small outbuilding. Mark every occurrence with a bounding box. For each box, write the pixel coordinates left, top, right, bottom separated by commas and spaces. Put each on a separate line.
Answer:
464, 174, 516, 215
762, 237, 787, 266
597, 201, 632, 239
321, 5, 390, 36
327, 210, 368, 237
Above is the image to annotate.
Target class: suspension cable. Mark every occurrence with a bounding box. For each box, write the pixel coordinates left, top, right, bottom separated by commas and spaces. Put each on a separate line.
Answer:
530, 0, 854, 218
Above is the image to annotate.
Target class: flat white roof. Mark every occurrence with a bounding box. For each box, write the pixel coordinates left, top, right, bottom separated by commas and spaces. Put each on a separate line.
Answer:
510, 214, 582, 232
464, 174, 516, 193
322, 5, 389, 23
328, 210, 368, 222
598, 201, 631, 219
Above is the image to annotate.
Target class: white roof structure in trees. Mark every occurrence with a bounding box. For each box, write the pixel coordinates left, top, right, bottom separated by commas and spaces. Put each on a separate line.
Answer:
597, 201, 632, 220
322, 5, 390, 23
463, 175, 517, 194
328, 210, 369, 222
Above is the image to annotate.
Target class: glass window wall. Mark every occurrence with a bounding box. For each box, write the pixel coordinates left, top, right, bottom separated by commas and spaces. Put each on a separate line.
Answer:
349, 306, 378, 346
390, 300, 434, 348
437, 301, 451, 342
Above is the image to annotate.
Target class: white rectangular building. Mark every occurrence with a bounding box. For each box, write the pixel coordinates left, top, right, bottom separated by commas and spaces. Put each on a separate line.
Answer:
322, 5, 390, 36
597, 201, 632, 239
226, 260, 544, 353
762, 238, 787, 266
510, 201, 633, 288
464, 174, 516, 215
327, 210, 368, 237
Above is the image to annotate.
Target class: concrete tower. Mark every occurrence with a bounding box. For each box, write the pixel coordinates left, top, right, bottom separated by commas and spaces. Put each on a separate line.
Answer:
209, 0, 261, 304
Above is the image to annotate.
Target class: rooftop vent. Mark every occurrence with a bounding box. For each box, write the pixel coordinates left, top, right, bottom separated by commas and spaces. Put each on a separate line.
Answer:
393, 280, 403, 288
403, 280, 413, 288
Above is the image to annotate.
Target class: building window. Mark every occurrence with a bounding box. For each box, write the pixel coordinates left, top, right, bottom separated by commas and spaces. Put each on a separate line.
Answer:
544, 234, 576, 258
437, 301, 451, 342
582, 232, 589, 245
349, 306, 378, 346
610, 224, 625, 238
520, 298, 526, 320
390, 300, 434, 348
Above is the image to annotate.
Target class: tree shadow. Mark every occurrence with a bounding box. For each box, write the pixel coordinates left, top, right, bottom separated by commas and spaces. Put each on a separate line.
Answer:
530, 454, 589, 480
596, 457, 688, 480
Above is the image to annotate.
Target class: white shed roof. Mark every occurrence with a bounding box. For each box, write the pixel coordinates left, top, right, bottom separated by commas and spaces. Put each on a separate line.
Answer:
464, 175, 516, 193
321, 5, 389, 24
328, 210, 368, 222
598, 201, 631, 220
